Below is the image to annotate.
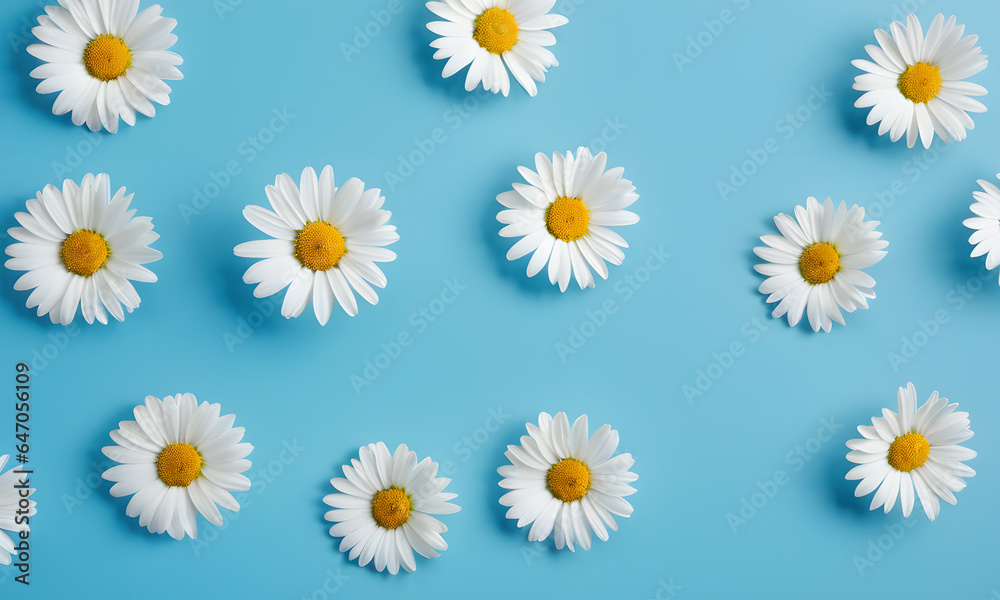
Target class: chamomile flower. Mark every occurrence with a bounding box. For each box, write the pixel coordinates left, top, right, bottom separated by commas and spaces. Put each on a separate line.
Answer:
101, 393, 253, 540
498, 147, 639, 291
963, 174, 1000, 282
4, 173, 162, 325
426, 0, 568, 96
498, 412, 637, 551
27, 0, 183, 133
846, 383, 975, 521
753, 197, 887, 333
324, 443, 460, 574
853, 13, 988, 149
0, 455, 36, 566
234, 167, 398, 326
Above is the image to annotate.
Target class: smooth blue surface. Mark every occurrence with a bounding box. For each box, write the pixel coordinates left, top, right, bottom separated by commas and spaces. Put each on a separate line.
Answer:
1, 1, 999, 598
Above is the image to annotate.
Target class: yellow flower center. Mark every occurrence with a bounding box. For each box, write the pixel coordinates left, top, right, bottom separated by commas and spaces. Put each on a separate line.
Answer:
60, 229, 110, 277
156, 443, 203, 487
294, 221, 346, 271
546, 458, 591, 503
897, 61, 942, 103
473, 7, 519, 54
371, 486, 411, 530
82, 34, 132, 82
545, 196, 590, 242
887, 432, 930, 472
798, 242, 840, 285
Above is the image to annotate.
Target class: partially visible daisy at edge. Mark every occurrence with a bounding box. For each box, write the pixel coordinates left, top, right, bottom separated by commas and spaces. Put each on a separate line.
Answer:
234, 166, 398, 325
846, 383, 975, 521
963, 173, 1000, 282
753, 197, 887, 333
27, 0, 183, 133
853, 13, 987, 149
324, 442, 460, 574
498, 412, 637, 551
1, 454, 36, 566
498, 146, 639, 292
426, 0, 568, 96
4, 173, 161, 325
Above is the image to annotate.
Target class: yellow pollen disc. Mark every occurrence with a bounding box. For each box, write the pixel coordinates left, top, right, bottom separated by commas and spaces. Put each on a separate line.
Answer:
545, 196, 590, 242
82, 34, 132, 82
473, 7, 519, 55
546, 458, 591, 503
897, 61, 942, 103
798, 242, 840, 285
887, 432, 930, 472
294, 221, 346, 271
60, 229, 110, 277
156, 443, 203, 487
371, 486, 411, 530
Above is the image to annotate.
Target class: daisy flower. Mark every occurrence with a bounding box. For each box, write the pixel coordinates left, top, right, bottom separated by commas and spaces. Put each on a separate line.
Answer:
426, 0, 568, 96
853, 13, 988, 149
963, 174, 1000, 282
101, 393, 253, 540
324, 442, 460, 574
27, 0, 183, 133
498, 147, 639, 291
234, 167, 398, 326
4, 173, 162, 325
0, 455, 36, 567
498, 412, 637, 551
753, 197, 887, 333
846, 383, 975, 521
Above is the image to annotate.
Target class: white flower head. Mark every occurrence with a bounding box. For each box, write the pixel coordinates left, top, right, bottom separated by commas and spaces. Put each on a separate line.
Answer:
27, 0, 184, 133
499, 412, 637, 551
853, 13, 987, 148
426, 0, 568, 96
963, 174, 1000, 283
102, 394, 253, 540
754, 197, 887, 333
4, 173, 161, 325
846, 383, 975, 521
324, 442, 460, 574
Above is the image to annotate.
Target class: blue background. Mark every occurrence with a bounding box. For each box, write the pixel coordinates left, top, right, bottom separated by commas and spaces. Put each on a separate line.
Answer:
1, 0, 998, 598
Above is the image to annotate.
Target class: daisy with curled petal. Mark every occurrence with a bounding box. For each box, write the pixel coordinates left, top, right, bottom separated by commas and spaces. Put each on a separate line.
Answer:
426, 0, 568, 96
4, 173, 162, 326
0, 455, 36, 566
753, 197, 887, 333
234, 166, 399, 326
853, 13, 987, 149
27, 0, 183, 133
101, 393, 253, 540
963, 174, 1000, 283
498, 412, 637, 551
498, 147, 639, 292
324, 442, 460, 574
846, 383, 975, 521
